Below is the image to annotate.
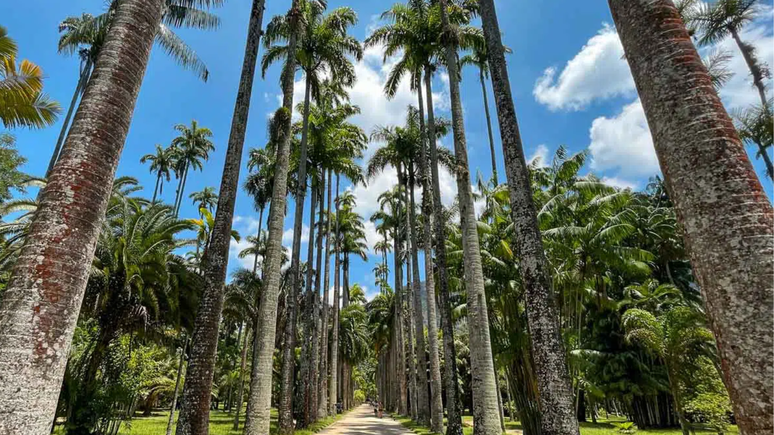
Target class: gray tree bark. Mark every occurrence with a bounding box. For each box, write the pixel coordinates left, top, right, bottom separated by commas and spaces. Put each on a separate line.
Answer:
328, 175, 342, 415
393, 219, 408, 415
0, 0, 163, 432
233, 325, 250, 430
477, 2, 581, 435
480, 71, 499, 185
608, 2, 774, 434
166, 337, 188, 435
424, 65, 463, 435
278, 68, 314, 435
436, 2, 502, 434
175, 0, 266, 432
243, 1, 300, 434
319, 169, 333, 418
407, 162, 430, 425
416, 75, 445, 434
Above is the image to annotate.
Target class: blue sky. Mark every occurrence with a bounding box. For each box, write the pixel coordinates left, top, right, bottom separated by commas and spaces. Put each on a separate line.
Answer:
2, 0, 772, 301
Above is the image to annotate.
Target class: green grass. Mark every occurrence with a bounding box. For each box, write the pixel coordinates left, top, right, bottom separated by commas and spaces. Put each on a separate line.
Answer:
53, 407, 347, 435
396, 415, 740, 435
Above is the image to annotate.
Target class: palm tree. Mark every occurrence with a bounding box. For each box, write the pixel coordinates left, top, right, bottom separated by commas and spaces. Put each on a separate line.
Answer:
189, 186, 218, 213
459, 42, 511, 186
169, 120, 215, 216
434, 1, 505, 433
0, 26, 60, 130
141, 144, 176, 203
48, 0, 221, 176
366, 4, 476, 430
372, 188, 408, 415
475, 1, 582, 435
261, 5, 362, 430
733, 100, 773, 180
174, 0, 266, 433
695, 0, 769, 108
243, 0, 305, 431
607, 1, 773, 434
301, 83, 367, 418
0, 1, 164, 432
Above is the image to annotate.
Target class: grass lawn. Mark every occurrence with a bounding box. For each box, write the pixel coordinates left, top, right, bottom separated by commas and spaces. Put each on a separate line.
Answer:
53, 407, 347, 435
393, 415, 737, 435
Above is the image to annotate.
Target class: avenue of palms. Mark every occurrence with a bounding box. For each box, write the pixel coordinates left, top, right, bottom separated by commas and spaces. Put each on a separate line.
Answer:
0, 1, 771, 435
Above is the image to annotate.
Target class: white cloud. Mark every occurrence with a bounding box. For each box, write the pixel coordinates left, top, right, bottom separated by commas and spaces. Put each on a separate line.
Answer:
282, 224, 309, 245
601, 176, 638, 190
588, 99, 660, 178
229, 215, 263, 271
527, 144, 550, 167
533, 24, 635, 111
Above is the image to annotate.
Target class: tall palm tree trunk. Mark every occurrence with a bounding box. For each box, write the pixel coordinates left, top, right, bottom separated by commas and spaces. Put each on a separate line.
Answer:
416, 76, 444, 434
46, 58, 92, 178
313, 173, 326, 420
608, 2, 774, 434
328, 174, 342, 415
393, 226, 408, 415
174, 163, 189, 217
399, 167, 419, 422
423, 66, 463, 435
727, 27, 769, 109
436, 2, 502, 434
175, 1, 266, 432
300, 180, 319, 427
233, 324, 251, 430
477, 2, 581, 435
166, 337, 188, 435
278, 65, 314, 434
480, 70, 499, 185
319, 170, 332, 417
0, 1, 163, 432
152, 172, 162, 203
407, 161, 430, 425
252, 206, 265, 275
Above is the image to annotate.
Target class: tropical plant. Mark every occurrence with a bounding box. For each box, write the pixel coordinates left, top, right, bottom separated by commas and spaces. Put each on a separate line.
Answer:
0, 25, 60, 129
141, 144, 176, 203
48, 0, 222, 175
169, 120, 215, 216
189, 186, 218, 213
608, 2, 773, 433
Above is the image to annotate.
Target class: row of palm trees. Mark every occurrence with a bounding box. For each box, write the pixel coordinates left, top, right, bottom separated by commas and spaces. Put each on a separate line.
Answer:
0, 2, 771, 435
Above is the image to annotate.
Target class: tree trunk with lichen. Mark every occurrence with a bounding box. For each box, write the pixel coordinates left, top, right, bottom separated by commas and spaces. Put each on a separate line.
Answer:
436, 2, 502, 434
0, 0, 162, 432
175, 1, 266, 432
608, 2, 774, 434
424, 65, 463, 435
407, 161, 430, 425
477, 2, 582, 435
278, 70, 313, 435
243, 1, 299, 434
416, 76, 445, 434
328, 175, 342, 416
319, 169, 332, 418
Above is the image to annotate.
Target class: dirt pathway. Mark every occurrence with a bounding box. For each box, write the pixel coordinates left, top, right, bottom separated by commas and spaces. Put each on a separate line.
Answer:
316, 405, 413, 435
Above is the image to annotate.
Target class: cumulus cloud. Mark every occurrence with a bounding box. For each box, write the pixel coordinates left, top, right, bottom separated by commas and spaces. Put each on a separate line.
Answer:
601, 176, 638, 190
527, 144, 550, 167
533, 24, 635, 111
229, 215, 263, 271
588, 99, 659, 178
282, 224, 310, 245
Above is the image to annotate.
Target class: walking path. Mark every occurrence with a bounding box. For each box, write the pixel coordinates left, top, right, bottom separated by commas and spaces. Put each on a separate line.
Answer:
316, 405, 413, 435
